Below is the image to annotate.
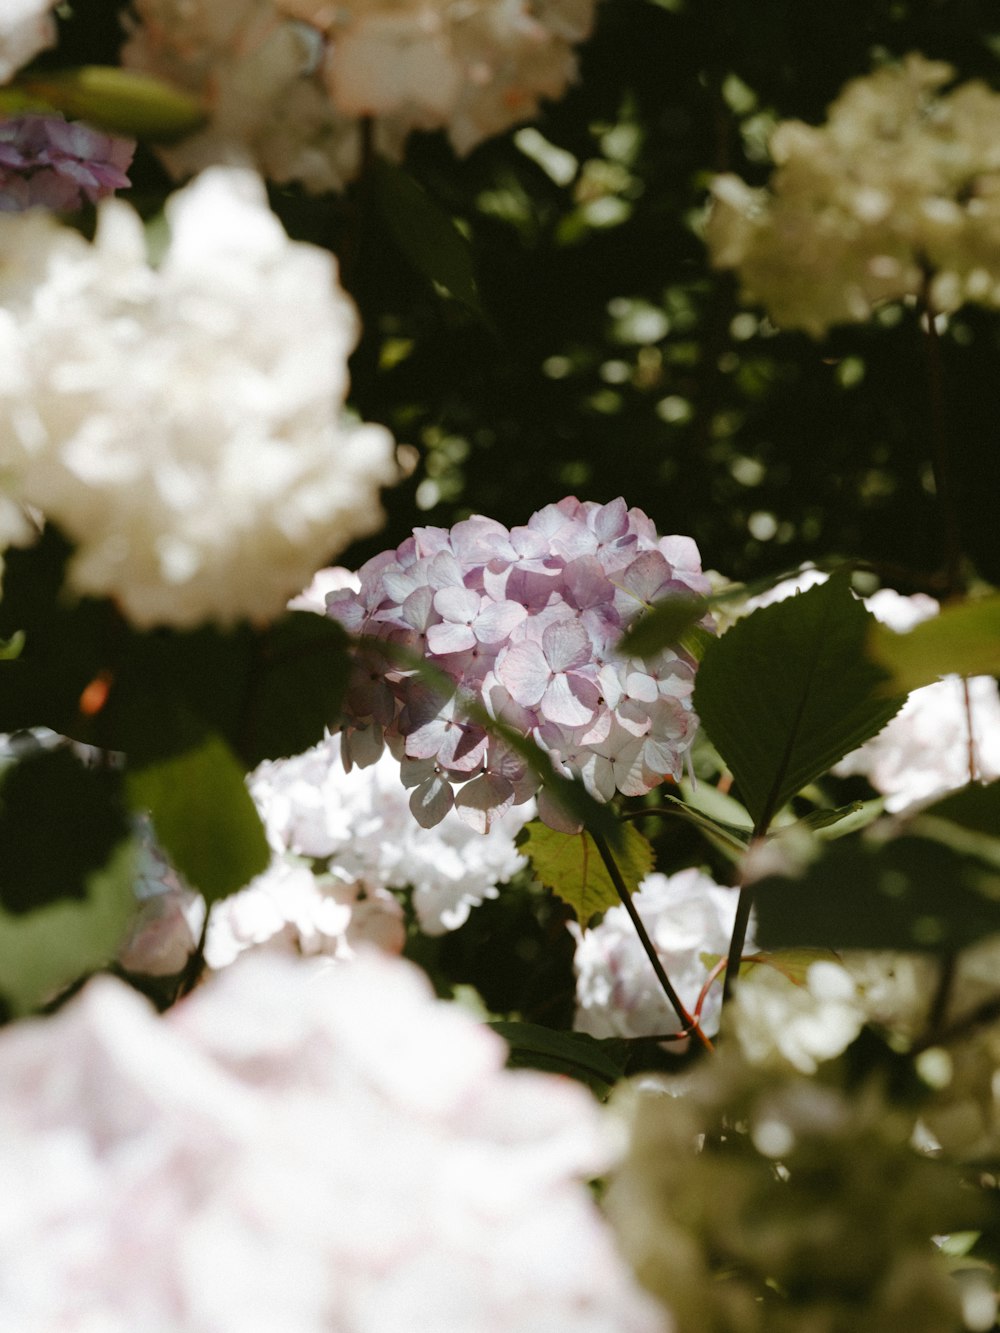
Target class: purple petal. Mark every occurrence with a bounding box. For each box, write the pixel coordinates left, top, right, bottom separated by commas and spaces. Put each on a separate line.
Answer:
426, 621, 477, 655
541, 673, 598, 728
433, 585, 481, 622
496, 640, 550, 708
473, 598, 526, 644
409, 774, 455, 827
541, 618, 591, 672
453, 772, 515, 832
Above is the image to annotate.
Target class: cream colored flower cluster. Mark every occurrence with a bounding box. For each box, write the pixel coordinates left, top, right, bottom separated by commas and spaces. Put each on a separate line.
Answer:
706, 55, 1000, 335
121, 0, 596, 191
0, 166, 397, 628
0, 0, 58, 85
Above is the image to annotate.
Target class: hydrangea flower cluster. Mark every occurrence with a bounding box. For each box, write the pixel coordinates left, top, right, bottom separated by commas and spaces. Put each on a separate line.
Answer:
706, 55, 1000, 335
121, 0, 596, 193
572, 867, 747, 1042
0, 165, 398, 627
0, 113, 135, 212
0, 951, 665, 1332
326, 497, 711, 831
0, 0, 58, 85
247, 730, 533, 934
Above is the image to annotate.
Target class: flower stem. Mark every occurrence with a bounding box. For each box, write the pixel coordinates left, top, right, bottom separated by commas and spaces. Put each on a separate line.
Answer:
589, 827, 714, 1052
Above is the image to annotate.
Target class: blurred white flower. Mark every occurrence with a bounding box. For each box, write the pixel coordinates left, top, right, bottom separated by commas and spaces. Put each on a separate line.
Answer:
605, 1054, 969, 1333
707, 54, 1000, 334
204, 858, 406, 968
0, 951, 665, 1332
728, 958, 866, 1074
0, 166, 398, 627
248, 730, 533, 934
0, 0, 58, 85
572, 867, 745, 1041
122, 0, 596, 190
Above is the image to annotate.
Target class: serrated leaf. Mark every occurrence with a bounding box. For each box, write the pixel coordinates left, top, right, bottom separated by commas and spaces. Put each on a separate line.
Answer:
522, 819, 654, 923
754, 832, 1000, 952
16, 67, 206, 140
618, 593, 710, 658
694, 571, 903, 831
126, 734, 269, 904
489, 1020, 630, 1096
0, 837, 137, 1016
373, 158, 483, 314
868, 596, 1000, 695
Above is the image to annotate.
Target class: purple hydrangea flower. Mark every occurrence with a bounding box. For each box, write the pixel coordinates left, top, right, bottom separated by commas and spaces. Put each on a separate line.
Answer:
326, 497, 712, 831
0, 114, 135, 212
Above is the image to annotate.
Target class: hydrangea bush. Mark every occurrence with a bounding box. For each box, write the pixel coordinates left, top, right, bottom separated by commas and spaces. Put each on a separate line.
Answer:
2, 6, 1000, 1332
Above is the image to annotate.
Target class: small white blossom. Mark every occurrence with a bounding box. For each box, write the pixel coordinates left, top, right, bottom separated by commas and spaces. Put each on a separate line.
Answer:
0, 0, 58, 85
0, 166, 398, 627
572, 868, 746, 1041
0, 951, 665, 1332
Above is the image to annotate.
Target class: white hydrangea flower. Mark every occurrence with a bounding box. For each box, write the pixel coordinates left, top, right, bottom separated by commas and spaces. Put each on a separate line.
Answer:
706, 54, 1000, 334
0, 0, 58, 85
204, 858, 406, 968
738, 573, 1000, 812
572, 867, 746, 1041
122, 0, 596, 190
0, 951, 665, 1332
0, 166, 398, 627
727, 958, 866, 1074
248, 730, 534, 934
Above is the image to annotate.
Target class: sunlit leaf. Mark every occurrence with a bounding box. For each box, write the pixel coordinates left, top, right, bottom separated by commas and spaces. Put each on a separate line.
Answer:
126, 734, 269, 904
522, 819, 654, 923
868, 595, 1000, 695
0, 839, 136, 1017
618, 593, 710, 658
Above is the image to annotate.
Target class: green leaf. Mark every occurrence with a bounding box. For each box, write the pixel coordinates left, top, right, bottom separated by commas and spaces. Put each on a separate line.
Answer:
796, 798, 885, 839
0, 631, 24, 661
244, 613, 351, 763
15, 67, 206, 140
753, 831, 1000, 952
693, 571, 903, 831
126, 734, 269, 904
489, 1020, 630, 1097
868, 595, 1000, 695
373, 158, 483, 314
522, 819, 654, 923
618, 592, 711, 658
0, 838, 137, 1016
0, 748, 131, 914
